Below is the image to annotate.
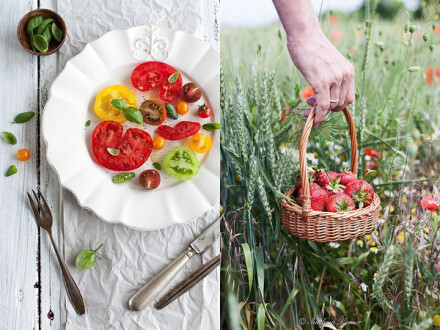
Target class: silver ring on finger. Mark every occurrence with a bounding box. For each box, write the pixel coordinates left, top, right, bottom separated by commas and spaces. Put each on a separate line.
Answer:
330, 99, 339, 103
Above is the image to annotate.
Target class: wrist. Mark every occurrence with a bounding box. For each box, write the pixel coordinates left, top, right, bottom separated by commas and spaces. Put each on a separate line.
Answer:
285, 17, 321, 45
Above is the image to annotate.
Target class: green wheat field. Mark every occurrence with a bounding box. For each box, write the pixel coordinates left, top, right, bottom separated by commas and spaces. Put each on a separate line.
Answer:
220, 2, 440, 329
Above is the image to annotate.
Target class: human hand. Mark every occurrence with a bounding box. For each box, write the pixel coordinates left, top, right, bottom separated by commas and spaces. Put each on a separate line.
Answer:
287, 27, 355, 126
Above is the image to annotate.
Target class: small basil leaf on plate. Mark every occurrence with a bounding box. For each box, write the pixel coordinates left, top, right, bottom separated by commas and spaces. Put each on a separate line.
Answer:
32, 34, 49, 53
42, 24, 53, 43
85, 120, 91, 127
107, 148, 119, 156
36, 18, 54, 35
5, 165, 18, 177
113, 172, 135, 184
12, 111, 35, 124
202, 123, 220, 131
2, 132, 17, 145
153, 162, 161, 170
110, 98, 126, 111
51, 23, 63, 42
124, 107, 143, 124
26, 15, 43, 35
168, 71, 180, 83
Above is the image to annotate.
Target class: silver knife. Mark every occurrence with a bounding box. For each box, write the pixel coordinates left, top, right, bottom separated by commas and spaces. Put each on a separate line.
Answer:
128, 217, 220, 311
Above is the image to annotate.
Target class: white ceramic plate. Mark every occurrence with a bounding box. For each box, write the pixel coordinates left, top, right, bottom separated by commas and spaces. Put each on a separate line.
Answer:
43, 26, 220, 230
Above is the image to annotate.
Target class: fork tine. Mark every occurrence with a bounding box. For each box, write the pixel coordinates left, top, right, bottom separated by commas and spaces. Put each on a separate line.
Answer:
27, 192, 40, 220
32, 189, 43, 213
37, 189, 50, 215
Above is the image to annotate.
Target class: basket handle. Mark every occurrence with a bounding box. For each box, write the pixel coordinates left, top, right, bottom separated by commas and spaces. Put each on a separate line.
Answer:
300, 107, 358, 221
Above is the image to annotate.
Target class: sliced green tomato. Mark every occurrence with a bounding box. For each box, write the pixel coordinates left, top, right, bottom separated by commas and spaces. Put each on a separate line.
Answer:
163, 146, 199, 180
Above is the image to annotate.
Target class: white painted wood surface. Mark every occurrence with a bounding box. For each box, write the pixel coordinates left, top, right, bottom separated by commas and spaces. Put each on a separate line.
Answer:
1, 1, 219, 329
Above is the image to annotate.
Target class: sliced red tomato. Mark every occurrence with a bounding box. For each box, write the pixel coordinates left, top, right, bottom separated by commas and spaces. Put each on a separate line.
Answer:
92, 121, 152, 171
139, 170, 161, 190
131, 61, 182, 102
157, 121, 201, 141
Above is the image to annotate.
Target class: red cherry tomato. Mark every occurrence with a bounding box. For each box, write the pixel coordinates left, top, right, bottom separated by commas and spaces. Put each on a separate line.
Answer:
180, 83, 202, 103
139, 170, 161, 190
197, 103, 212, 118
140, 100, 166, 126
92, 121, 152, 171
157, 121, 201, 140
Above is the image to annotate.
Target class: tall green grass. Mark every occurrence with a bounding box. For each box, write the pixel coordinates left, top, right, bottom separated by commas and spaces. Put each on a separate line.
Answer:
221, 4, 440, 329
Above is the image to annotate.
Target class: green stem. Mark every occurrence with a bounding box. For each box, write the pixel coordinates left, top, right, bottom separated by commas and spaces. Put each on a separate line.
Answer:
93, 243, 104, 252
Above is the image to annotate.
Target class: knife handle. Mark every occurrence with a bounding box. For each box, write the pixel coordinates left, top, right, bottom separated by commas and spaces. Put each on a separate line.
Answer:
128, 247, 196, 311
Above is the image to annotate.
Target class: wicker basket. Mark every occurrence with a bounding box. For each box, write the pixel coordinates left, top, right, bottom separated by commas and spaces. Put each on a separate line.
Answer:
280, 107, 380, 242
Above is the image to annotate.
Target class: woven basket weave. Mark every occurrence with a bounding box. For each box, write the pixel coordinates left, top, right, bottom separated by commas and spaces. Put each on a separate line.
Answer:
280, 107, 380, 243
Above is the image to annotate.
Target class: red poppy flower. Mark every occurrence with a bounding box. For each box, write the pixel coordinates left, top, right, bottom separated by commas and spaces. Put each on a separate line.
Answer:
366, 161, 378, 170
330, 30, 343, 44
426, 66, 440, 85
301, 86, 315, 99
436, 262, 440, 271
329, 15, 339, 25
421, 195, 439, 211
435, 23, 440, 35
365, 147, 381, 158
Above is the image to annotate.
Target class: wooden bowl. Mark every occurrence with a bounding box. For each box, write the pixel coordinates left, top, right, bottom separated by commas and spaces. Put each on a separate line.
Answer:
17, 9, 66, 56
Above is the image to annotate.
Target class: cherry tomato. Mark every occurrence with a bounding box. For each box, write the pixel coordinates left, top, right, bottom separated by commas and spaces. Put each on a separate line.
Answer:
197, 103, 212, 118
163, 146, 199, 180
180, 83, 202, 103
157, 121, 201, 140
189, 133, 212, 153
17, 148, 31, 161
153, 136, 165, 150
176, 101, 189, 115
94, 85, 137, 123
92, 121, 152, 171
139, 100, 166, 126
139, 170, 161, 190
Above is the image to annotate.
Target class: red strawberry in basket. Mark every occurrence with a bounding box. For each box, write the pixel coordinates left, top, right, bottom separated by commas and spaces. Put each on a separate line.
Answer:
326, 193, 355, 212
293, 172, 317, 195
344, 180, 375, 208
324, 176, 345, 196
315, 170, 338, 187
338, 170, 357, 186
297, 187, 328, 211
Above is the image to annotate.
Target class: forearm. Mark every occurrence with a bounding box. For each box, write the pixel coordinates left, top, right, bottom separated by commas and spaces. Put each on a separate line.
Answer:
272, 0, 321, 43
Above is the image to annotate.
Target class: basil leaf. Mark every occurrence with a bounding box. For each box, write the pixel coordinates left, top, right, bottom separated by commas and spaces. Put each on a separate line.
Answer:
124, 107, 143, 124
110, 98, 126, 111
51, 23, 63, 42
85, 120, 91, 127
113, 172, 135, 184
32, 35, 49, 53
36, 18, 54, 35
12, 111, 35, 124
5, 165, 17, 177
107, 148, 119, 156
1, 132, 17, 145
153, 162, 162, 170
168, 71, 180, 83
202, 123, 220, 131
42, 24, 53, 43
26, 15, 43, 36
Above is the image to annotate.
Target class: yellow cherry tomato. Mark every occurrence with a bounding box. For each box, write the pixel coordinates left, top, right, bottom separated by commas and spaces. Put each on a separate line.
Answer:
94, 85, 137, 123
17, 148, 31, 161
189, 133, 212, 153
153, 136, 166, 150
176, 101, 189, 115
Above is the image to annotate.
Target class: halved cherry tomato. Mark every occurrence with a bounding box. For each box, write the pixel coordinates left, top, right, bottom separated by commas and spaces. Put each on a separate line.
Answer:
94, 85, 137, 123
140, 100, 166, 126
189, 133, 212, 153
131, 61, 182, 102
157, 121, 201, 141
92, 121, 152, 171
176, 101, 189, 115
17, 148, 31, 161
139, 170, 161, 190
163, 146, 199, 180
197, 103, 212, 118
181, 83, 202, 103
153, 136, 165, 150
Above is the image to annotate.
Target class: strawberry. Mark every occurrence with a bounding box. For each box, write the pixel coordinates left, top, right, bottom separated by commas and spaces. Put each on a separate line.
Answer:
338, 170, 357, 186
326, 193, 355, 212
324, 176, 345, 196
344, 180, 375, 208
315, 170, 338, 187
297, 187, 328, 211
293, 172, 317, 195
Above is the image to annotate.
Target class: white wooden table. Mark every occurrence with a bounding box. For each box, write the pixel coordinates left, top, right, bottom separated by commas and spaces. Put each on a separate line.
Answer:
0, 1, 219, 329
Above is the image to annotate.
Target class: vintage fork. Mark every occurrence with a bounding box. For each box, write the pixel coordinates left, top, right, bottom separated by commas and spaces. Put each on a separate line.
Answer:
27, 189, 86, 315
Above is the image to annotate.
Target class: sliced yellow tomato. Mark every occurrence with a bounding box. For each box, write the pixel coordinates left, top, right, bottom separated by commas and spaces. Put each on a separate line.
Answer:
189, 133, 212, 153
94, 85, 137, 123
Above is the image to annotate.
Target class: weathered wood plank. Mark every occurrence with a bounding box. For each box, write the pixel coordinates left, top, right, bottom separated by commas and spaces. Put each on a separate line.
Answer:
0, 1, 39, 329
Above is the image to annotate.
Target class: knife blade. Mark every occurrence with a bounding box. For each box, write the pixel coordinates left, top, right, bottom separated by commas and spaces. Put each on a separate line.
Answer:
128, 217, 220, 311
